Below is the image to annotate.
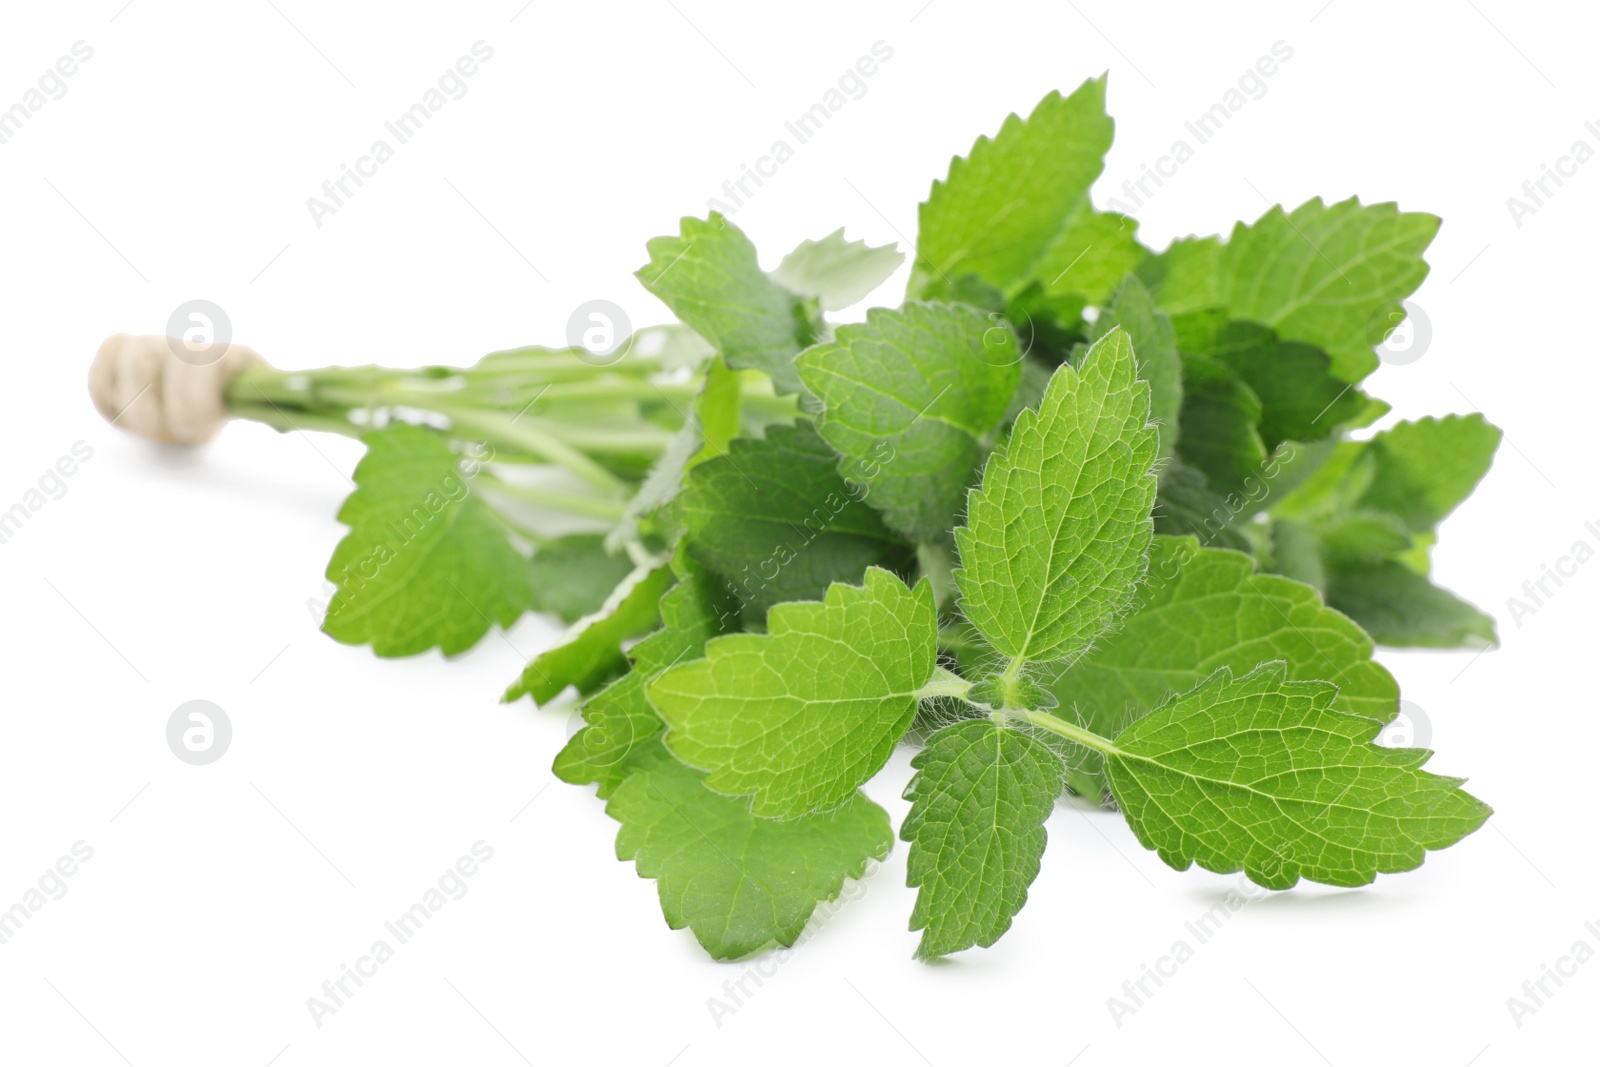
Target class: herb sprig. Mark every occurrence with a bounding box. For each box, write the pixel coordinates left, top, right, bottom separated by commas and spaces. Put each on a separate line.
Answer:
100, 75, 1498, 960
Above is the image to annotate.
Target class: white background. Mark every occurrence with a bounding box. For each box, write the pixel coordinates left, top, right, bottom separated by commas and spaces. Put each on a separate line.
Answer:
1, 1, 1595, 1064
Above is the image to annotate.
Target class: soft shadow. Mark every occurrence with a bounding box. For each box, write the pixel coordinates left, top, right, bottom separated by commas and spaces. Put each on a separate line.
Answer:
1187, 884, 1391, 915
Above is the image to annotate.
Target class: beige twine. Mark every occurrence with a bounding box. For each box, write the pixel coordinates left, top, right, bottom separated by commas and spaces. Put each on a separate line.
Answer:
88, 334, 267, 445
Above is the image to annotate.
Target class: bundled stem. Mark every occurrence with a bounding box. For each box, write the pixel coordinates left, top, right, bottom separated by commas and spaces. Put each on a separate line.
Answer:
221, 341, 794, 536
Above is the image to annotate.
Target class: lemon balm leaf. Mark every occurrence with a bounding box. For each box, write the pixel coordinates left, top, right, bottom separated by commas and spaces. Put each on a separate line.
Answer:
1030, 200, 1142, 305
1044, 535, 1398, 795
796, 302, 1022, 540
902, 718, 1060, 959
772, 229, 905, 311
1051, 536, 1398, 725
1102, 662, 1490, 888
954, 327, 1158, 665
649, 568, 939, 819
527, 534, 637, 624
1179, 317, 1366, 450
553, 563, 894, 960
1140, 198, 1439, 382
554, 565, 738, 797
1323, 560, 1497, 649
1091, 276, 1182, 463
912, 77, 1127, 300
323, 424, 533, 657
1350, 414, 1501, 534
1174, 353, 1268, 498
1150, 460, 1256, 554
608, 748, 892, 960
637, 213, 817, 394
504, 563, 672, 705
673, 420, 915, 617
1266, 414, 1501, 648
561, 567, 891, 960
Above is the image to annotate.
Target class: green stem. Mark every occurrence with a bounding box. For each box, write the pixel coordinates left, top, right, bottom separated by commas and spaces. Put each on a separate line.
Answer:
914, 666, 973, 702
453, 348, 665, 380
915, 665, 1122, 755
438, 408, 627, 495
227, 355, 796, 461
310, 379, 699, 413
478, 504, 552, 547
1002, 708, 1121, 757
477, 475, 627, 522
503, 419, 676, 455
526, 380, 698, 404
227, 401, 366, 439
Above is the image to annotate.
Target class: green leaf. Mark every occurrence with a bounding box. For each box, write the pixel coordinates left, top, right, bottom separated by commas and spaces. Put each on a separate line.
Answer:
902, 718, 1060, 958
607, 356, 747, 550
1142, 198, 1440, 381
1316, 511, 1414, 563
1004, 284, 1089, 366
1269, 441, 1368, 523
1031, 202, 1142, 305
966, 673, 1057, 713
673, 420, 915, 617
633, 322, 718, 371
608, 748, 892, 960
1269, 518, 1327, 589
1152, 461, 1255, 555
1175, 354, 1268, 497
637, 213, 815, 394
561, 566, 892, 961
1044, 536, 1398, 769
772, 229, 905, 311
1135, 235, 1221, 315
955, 328, 1158, 665
1250, 436, 1344, 518
323, 425, 532, 657
527, 534, 637, 624
1093, 276, 1182, 462
1263, 415, 1500, 648
912, 77, 1123, 299
1103, 662, 1490, 887
504, 562, 672, 704
1270, 417, 1499, 534
692, 355, 743, 466
608, 421, 701, 552
554, 566, 738, 797
1324, 560, 1497, 649
1181, 317, 1365, 449
649, 568, 939, 819
1353, 414, 1501, 534
796, 302, 1021, 540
